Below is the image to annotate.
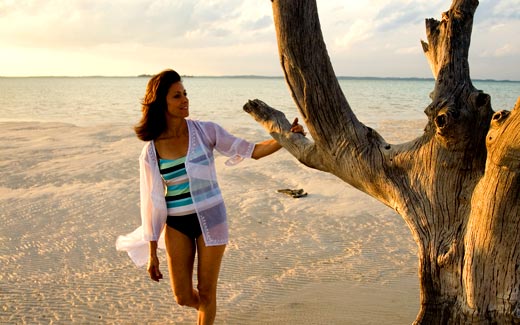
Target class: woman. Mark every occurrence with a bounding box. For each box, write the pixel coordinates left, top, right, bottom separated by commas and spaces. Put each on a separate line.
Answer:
117, 69, 304, 324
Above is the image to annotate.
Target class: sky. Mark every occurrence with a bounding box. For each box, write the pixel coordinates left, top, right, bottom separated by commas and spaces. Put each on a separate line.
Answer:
0, 0, 518, 80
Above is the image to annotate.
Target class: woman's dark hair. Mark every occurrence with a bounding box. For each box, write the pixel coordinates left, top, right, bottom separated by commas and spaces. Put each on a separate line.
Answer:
134, 69, 182, 141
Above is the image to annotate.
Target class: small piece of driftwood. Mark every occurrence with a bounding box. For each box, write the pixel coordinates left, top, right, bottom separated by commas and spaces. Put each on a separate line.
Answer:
277, 188, 308, 198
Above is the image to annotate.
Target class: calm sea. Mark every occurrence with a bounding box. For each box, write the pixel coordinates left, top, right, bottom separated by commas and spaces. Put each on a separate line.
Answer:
0, 76, 518, 129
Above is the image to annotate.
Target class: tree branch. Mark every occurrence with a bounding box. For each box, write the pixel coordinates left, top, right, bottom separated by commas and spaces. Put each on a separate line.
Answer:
243, 99, 328, 171
272, 0, 363, 151
422, 0, 478, 87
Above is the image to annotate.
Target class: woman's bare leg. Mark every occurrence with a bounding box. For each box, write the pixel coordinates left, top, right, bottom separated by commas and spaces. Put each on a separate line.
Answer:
195, 236, 226, 325
165, 226, 200, 309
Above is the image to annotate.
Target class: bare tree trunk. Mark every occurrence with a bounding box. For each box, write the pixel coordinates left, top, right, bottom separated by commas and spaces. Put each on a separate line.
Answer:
244, 0, 520, 323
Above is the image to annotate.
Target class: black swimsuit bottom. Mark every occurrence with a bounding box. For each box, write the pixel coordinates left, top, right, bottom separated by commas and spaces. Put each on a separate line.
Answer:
166, 213, 202, 240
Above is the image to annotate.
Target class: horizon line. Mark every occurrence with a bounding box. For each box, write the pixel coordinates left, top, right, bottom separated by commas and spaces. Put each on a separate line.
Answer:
0, 74, 518, 83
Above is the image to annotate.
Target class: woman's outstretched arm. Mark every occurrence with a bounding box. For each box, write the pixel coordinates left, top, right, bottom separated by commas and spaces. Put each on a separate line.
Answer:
251, 139, 282, 159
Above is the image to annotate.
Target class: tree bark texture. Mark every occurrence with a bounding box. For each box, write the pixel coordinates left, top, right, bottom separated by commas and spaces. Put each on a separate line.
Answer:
244, 0, 520, 323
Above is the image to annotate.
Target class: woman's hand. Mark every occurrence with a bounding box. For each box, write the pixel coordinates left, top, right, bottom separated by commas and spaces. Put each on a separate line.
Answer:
147, 255, 163, 282
290, 118, 306, 136
147, 241, 163, 282
252, 117, 306, 159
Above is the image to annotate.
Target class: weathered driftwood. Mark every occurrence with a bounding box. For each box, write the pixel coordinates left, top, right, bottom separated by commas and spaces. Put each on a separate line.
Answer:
244, 0, 520, 323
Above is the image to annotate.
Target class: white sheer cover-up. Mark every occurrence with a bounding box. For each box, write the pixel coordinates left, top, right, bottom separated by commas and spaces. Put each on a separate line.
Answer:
116, 119, 255, 267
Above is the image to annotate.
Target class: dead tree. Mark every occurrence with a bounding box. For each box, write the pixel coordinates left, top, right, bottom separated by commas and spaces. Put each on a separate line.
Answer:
244, 0, 520, 323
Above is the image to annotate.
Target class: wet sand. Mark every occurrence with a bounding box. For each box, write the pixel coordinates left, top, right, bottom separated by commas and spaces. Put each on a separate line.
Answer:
0, 121, 420, 324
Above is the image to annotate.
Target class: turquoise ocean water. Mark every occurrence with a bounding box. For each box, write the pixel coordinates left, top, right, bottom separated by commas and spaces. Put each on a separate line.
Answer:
0, 76, 518, 128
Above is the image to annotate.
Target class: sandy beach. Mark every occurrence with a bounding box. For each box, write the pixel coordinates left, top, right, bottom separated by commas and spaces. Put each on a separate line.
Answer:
1, 120, 420, 324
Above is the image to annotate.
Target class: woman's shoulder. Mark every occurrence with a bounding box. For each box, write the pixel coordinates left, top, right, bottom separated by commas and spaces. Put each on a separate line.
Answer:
189, 119, 223, 131
139, 140, 154, 159
141, 140, 153, 150
189, 119, 218, 127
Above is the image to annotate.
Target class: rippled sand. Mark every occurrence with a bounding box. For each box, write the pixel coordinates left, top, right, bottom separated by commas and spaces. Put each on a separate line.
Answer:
1, 121, 420, 324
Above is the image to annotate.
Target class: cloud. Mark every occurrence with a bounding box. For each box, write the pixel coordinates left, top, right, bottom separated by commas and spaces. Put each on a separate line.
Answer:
494, 43, 518, 56
395, 46, 422, 55
471, 19, 520, 60
477, 43, 519, 58
477, 0, 520, 21
0, 0, 517, 79
374, 0, 446, 32
0, 0, 273, 48
321, 1, 448, 52
333, 20, 374, 49
0, 1, 148, 47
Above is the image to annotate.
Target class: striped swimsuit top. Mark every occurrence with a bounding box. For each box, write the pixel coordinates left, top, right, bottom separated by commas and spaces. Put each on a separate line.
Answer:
159, 156, 196, 216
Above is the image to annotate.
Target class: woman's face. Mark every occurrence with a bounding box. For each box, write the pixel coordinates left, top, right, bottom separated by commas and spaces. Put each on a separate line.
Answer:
165, 81, 189, 119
